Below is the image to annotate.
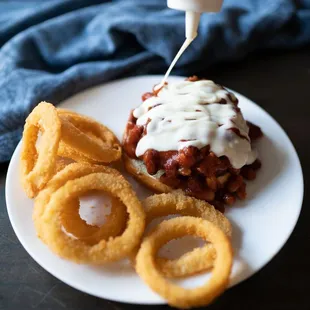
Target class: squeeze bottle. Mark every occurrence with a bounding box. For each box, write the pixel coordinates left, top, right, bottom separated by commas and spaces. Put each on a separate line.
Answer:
168, 0, 223, 40
157, 0, 223, 88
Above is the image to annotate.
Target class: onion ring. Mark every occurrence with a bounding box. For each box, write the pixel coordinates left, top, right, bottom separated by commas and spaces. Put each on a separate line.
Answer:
136, 216, 233, 309
54, 157, 75, 173
33, 163, 124, 242
144, 191, 231, 236
60, 194, 127, 245
57, 109, 121, 164
40, 172, 145, 264
20, 102, 61, 198
131, 191, 231, 278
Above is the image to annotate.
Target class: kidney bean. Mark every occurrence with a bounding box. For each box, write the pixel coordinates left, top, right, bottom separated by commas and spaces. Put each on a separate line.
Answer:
247, 121, 263, 141
160, 174, 180, 188
143, 149, 159, 175
241, 166, 256, 180
217, 173, 231, 188
197, 189, 215, 202
227, 175, 243, 193
206, 176, 217, 191
164, 158, 179, 178
123, 124, 143, 158
249, 159, 262, 170
222, 192, 236, 205
179, 167, 191, 176
229, 167, 241, 175
178, 146, 199, 168
215, 156, 230, 176
197, 153, 220, 177
185, 187, 215, 202
159, 151, 178, 167
236, 182, 247, 200
187, 177, 203, 193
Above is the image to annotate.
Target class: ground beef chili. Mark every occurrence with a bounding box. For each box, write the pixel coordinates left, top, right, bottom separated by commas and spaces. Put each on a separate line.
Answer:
123, 77, 263, 212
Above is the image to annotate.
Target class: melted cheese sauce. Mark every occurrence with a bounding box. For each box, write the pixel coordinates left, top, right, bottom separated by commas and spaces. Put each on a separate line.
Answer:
133, 80, 257, 169
156, 38, 194, 90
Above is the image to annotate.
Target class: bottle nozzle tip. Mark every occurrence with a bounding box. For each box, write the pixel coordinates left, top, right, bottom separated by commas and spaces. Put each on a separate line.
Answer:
185, 11, 201, 39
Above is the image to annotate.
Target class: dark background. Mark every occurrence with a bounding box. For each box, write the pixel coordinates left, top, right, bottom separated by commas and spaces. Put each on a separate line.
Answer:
0, 47, 309, 310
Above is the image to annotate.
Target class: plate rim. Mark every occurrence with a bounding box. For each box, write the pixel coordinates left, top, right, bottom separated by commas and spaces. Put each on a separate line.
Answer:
5, 75, 304, 305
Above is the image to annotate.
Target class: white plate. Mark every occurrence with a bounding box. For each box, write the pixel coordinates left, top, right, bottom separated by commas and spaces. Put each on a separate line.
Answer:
5, 76, 304, 305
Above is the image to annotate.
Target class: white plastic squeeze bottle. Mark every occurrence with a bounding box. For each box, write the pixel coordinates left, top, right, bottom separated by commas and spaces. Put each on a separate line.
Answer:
156, 0, 223, 89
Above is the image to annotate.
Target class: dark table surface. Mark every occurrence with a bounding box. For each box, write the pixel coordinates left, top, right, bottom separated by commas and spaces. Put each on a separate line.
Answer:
0, 47, 309, 310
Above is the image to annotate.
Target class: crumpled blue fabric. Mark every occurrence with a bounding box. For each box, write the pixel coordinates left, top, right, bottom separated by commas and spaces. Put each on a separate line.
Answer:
0, 0, 310, 162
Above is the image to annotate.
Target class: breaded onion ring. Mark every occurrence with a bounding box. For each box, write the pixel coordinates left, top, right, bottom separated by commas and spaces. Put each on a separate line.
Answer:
20, 102, 61, 198
136, 217, 233, 309
132, 191, 232, 278
40, 172, 145, 264
54, 157, 74, 173
60, 194, 127, 245
33, 163, 124, 242
57, 109, 121, 164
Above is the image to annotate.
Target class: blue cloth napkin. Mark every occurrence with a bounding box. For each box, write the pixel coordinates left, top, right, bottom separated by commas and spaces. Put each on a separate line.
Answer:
0, 0, 310, 162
